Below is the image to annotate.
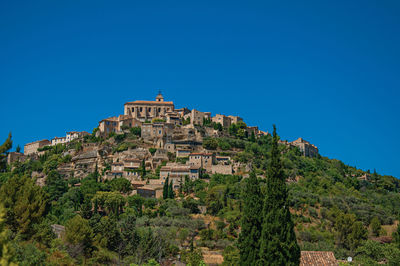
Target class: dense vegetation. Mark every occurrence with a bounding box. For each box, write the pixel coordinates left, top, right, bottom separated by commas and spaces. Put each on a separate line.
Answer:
1, 125, 400, 265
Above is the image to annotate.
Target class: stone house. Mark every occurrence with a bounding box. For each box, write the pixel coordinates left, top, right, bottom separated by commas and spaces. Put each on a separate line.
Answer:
124, 93, 174, 122
7, 152, 26, 165
111, 162, 124, 178
289, 138, 319, 157
24, 139, 51, 155
189, 153, 215, 172
99, 116, 119, 136
160, 163, 200, 189
186, 109, 211, 126
137, 184, 164, 198
212, 114, 232, 128
176, 149, 191, 158
228, 115, 243, 124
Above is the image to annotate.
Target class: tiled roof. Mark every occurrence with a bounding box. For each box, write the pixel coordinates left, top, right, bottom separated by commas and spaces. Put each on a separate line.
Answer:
124, 100, 174, 105
300, 251, 337, 266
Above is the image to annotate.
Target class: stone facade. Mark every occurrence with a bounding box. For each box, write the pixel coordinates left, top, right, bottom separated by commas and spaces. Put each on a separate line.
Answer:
24, 139, 51, 155
187, 109, 211, 126
124, 93, 174, 122
7, 152, 26, 165
189, 153, 215, 172
99, 116, 141, 136
51, 131, 89, 146
280, 137, 319, 158
160, 163, 200, 188
212, 114, 232, 128
137, 185, 163, 198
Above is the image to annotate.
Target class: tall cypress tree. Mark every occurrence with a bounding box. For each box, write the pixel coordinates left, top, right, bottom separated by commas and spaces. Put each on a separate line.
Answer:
168, 180, 174, 199
238, 171, 263, 265
258, 125, 300, 265
163, 176, 169, 200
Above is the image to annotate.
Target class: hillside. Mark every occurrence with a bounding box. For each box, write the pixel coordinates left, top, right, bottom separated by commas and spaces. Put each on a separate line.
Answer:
1, 109, 400, 265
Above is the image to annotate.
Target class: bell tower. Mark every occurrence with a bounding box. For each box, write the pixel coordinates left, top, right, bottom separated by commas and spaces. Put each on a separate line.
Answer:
156, 91, 164, 102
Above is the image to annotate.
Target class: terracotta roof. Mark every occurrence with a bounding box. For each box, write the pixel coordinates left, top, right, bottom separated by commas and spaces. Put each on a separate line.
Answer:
112, 162, 124, 165
100, 116, 118, 122
124, 158, 141, 162
190, 153, 213, 156
300, 251, 337, 266
124, 100, 174, 105
25, 139, 51, 146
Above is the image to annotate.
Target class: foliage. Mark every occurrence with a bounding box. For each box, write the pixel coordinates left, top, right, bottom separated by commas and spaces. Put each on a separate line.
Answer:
238, 172, 263, 265
258, 125, 300, 265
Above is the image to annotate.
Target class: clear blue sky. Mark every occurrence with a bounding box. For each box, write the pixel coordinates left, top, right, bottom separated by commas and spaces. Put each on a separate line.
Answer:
1, 1, 399, 177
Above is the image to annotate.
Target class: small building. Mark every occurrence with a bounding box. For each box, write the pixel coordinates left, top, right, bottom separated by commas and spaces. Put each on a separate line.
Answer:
137, 184, 164, 198
160, 164, 200, 188
176, 148, 191, 158
187, 109, 211, 126
228, 115, 243, 124
300, 251, 337, 266
290, 138, 319, 158
212, 114, 232, 128
124, 93, 175, 122
24, 139, 51, 155
189, 153, 215, 172
111, 162, 124, 178
7, 152, 26, 165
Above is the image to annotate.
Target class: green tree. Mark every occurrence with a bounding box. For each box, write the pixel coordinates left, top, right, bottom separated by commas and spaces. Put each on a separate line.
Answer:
0, 132, 12, 171
203, 138, 218, 150
65, 215, 93, 256
371, 216, 382, 237
238, 172, 263, 265
109, 177, 132, 194
130, 126, 141, 137
393, 218, 400, 248
163, 176, 169, 200
141, 159, 146, 180
258, 125, 300, 265
168, 180, 174, 199
0, 204, 16, 266
0, 175, 48, 237
15, 145, 21, 153
44, 170, 68, 201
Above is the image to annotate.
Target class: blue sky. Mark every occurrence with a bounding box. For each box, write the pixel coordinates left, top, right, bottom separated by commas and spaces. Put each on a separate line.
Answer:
1, 0, 399, 177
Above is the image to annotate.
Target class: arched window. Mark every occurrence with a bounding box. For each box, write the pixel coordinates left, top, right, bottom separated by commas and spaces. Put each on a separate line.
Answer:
140, 107, 143, 112
148, 107, 151, 112
131, 108, 134, 112
158, 108, 161, 112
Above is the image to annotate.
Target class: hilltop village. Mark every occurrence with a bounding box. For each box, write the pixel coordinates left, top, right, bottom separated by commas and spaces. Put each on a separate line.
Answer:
13, 93, 319, 198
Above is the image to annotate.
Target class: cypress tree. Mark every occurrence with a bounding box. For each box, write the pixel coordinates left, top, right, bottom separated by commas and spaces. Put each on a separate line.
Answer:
258, 125, 300, 265
163, 176, 169, 200
238, 171, 263, 265
141, 159, 146, 180
168, 180, 174, 199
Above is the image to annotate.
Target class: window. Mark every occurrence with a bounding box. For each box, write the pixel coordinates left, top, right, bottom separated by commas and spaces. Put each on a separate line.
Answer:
148, 107, 151, 112
140, 107, 143, 112
131, 108, 134, 112
106, 121, 110, 125
158, 108, 161, 112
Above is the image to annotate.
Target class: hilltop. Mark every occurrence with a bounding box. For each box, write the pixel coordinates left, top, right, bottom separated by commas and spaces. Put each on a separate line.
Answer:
0, 94, 399, 265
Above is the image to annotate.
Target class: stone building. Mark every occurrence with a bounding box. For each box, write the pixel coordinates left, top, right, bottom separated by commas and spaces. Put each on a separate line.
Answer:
7, 152, 26, 165
137, 185, 164, 198
160, 163, 200, 189
212, 114, 232, 128
141, 122, 174, 148
228, 115, 243, 124
124, 93, 175, 122
98, 115, 141, 136
24, 139, 51, 155
290, 138, 319, 157
99, 116, 119, 136
280, 138, 319, 158
186, 109, 211, 126
189, 153, 215, 172
51, 131, 89, 146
